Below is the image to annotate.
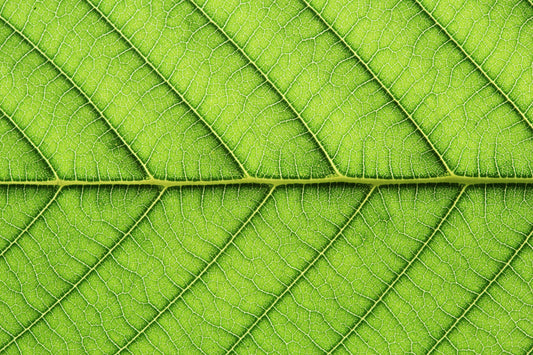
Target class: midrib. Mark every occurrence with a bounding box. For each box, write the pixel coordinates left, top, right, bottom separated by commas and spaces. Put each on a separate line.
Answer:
1, 175, 533, 187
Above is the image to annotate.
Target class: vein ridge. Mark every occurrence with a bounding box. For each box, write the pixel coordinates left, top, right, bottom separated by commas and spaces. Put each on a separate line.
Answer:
327, 185, 467, 354
116, 186, 276, 353
300, 0, 455, 176
1, 175, 533, 186
0, 187, 167, 353
225, 186, 376, 354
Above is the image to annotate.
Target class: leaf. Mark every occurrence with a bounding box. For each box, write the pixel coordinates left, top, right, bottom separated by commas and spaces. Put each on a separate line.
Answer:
0, 0, 532, 354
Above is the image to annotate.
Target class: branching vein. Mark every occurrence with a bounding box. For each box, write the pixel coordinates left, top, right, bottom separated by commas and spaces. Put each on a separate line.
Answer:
85, 0, 250, 178
0, 107, 58, 180
0, 187, 166, 353
327, 185, 467, 354
412, 0, 533, 131
300, 0, 455, 176
427, 226, 533, 353
0, 15, 153, 180
225, 186, 375, 353
116, 186, 275, 353
187, 0, 341, 177
0, 186, 61, 259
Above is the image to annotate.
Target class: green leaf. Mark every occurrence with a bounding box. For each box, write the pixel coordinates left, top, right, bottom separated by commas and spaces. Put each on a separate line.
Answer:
0, 0, 532, 354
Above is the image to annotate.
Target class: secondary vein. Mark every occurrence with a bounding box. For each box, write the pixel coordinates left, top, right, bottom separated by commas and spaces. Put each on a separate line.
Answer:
300, 0, 455, 176
115, 185, 276, 353
187, 0, 342, 177
0, 187, 167, 353
0, 15, 154, 180
225, 186, 376, 354
327, 185, 467, 354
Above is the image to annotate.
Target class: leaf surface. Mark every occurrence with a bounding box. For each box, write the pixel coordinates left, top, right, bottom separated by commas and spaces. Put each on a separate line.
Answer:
0, 0, 532, 354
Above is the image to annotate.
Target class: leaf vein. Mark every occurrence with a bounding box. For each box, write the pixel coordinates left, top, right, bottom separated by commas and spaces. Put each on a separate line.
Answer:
85, 0, 250, 178
0, 15, 153, 180
300, 0, 455, 176
412, 0, 533, 132
0, 186, 62, 259
0, 187, 166, 353
187, 0, 341, 177
427, 225, 533, 353
225, 185, 376, 354
116, 186, 275, 353
0, 107, 58, 180
327, 184, 467, 354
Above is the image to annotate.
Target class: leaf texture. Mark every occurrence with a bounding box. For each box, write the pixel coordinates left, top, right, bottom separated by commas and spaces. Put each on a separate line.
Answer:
0, 0, 532, 354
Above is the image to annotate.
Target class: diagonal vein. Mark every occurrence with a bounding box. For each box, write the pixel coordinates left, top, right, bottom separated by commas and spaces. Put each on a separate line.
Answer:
0, 186, 62, 259
116, 186, 275, 353
327, 185, 467, 354
0, 107, 58, 180
0, 15, 153, 180
186, 0, 341, 177
427, 226, 533, 353
225, 186, 376, 354
300, 0, 454, 176
412, 0, 533, 131
0, 187, 166, 353
84, 0, 249, 178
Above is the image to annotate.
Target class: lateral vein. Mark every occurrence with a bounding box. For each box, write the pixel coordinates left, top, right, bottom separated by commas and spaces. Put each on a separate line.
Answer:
327, 185, 467, 354
300, 0, 455, 176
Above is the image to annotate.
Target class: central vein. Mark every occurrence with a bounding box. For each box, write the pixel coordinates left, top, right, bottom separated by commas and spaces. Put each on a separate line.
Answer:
1, 175, 533, 187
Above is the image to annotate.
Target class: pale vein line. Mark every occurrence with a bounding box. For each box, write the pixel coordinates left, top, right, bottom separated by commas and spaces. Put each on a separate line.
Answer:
116, 186, 275, 353
187, 0, 341, 177
0, 107, 58, 180
0, 186, 62, 259
225, 186, 376, 354
1, 176, 533, 187
300, 0, 454, 176
0, 187, 166, 353
85, 0, 249, 177
0, 16, 153, 180
413, 0, 533, 131
428, 226, 533, 353
327, 185, 467, 354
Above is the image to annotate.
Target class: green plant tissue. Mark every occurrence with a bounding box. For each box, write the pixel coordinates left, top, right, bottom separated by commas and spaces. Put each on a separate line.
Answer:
0, 0, 532, 353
